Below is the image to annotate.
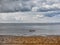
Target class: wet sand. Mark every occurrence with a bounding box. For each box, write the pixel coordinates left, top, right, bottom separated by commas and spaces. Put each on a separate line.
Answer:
0, 35, 60, 45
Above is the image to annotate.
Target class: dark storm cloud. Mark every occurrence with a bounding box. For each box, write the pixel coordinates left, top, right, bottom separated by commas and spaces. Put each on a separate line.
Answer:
0, 0, 32, 12
37, 8, 60, 12
0, 0, 60, 12
44, 11, 60, 17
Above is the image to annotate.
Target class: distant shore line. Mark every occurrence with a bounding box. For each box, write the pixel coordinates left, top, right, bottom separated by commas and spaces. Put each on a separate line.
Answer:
0, 23, 60, 25
0, 35, 60, 37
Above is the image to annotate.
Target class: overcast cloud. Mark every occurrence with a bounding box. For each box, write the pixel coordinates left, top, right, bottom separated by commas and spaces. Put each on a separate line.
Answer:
0, 0, 60, 12
0, 0, 60, 23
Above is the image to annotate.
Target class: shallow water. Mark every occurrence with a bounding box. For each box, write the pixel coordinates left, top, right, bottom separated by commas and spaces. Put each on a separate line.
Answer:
0, 23, 60, 36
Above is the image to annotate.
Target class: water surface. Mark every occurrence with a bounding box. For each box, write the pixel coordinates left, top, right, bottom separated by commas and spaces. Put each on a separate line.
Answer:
0, 23, 60, 36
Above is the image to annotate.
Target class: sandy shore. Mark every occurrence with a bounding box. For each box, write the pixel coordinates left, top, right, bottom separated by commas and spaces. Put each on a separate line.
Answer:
0, 35, 60, 45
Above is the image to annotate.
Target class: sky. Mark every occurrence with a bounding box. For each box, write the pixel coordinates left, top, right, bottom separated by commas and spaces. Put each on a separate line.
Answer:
0, 0, 60, 23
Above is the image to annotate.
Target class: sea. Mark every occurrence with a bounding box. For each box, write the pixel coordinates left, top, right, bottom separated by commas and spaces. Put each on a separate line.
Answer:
0, 23, 60, 36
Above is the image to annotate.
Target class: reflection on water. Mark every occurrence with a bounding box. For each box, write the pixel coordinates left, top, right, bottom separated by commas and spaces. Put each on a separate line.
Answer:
0, 23, 60, 36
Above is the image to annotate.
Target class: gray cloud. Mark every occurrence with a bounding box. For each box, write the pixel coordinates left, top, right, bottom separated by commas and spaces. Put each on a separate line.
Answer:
0, 0, 60, 12
0, 0, 32, 12
0, 0, 60, 23
44, 11, 60, 17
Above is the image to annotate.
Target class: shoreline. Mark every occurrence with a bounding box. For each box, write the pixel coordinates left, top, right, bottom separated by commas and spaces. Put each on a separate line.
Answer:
0, 35, 60, 45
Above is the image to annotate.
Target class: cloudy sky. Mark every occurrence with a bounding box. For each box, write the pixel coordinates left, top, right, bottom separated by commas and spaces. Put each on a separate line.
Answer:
0, 0, 60, 23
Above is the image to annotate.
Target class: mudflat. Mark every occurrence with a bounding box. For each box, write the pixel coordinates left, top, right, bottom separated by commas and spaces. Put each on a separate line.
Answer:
0, 35, 60, 45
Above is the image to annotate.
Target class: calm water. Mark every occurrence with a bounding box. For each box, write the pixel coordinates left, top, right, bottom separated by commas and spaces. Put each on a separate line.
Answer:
0, 23, 60, 36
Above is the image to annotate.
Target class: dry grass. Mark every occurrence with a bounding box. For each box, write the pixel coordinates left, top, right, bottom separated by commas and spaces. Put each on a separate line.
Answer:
0, 35, 60, 45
